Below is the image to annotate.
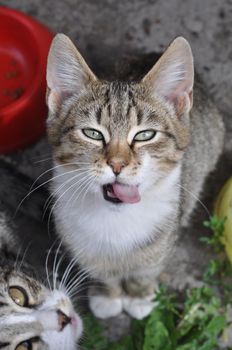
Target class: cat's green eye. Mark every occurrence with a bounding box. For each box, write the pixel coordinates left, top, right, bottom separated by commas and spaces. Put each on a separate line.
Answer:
9, 286, 29, 307
133, 130, 156, 142
82, 128, 104, 141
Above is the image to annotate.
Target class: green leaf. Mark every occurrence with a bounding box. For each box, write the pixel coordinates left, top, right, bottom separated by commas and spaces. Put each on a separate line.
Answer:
143, 320, 172, 350
143, 307, 175, 350
204, 315, 226, 337
202, 215, 227, 253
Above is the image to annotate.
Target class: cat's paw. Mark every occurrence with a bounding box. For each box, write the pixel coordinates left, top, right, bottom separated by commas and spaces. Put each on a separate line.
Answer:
122, 294, 156, 320
89, 295, 123, 319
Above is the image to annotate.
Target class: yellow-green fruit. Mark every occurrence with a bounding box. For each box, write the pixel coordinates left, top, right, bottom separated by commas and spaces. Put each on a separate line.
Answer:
214, 177, 232, 263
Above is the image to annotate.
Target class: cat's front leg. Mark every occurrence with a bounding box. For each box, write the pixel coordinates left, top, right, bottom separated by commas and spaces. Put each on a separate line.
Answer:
88, 277, 124, 319
122, 274, 158, 320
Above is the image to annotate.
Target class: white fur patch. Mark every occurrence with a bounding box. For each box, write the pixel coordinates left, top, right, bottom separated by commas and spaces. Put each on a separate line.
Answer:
53, 159, 181, 267
89, 294, 157, 320
122, 294, 156, 320
89, 295, 123, 319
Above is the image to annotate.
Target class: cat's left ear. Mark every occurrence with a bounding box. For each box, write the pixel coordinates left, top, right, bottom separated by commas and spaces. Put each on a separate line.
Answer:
46, 34, 97, 113
142, 37, 194, 115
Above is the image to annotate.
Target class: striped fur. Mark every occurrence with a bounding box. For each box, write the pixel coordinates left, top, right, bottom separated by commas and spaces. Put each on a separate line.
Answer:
46, 35, 224, 319
0, 210, 82, 349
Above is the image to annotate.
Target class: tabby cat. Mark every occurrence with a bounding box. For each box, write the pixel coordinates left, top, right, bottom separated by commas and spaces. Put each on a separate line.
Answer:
46, 34, 224, 320
0, 209, 83, 350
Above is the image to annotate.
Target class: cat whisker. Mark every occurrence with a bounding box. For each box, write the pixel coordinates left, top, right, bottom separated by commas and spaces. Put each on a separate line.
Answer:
42, 168, 93, 219
29, 162, 86, 193
81, 175, 97, 204
14, 164, 92, 217
68, 282, 108, 299
53, 248, 71, 291
60, 255, 79, 290
52, 240, 63, 291
70, 173, 97, 206
67, 174, 96, 209
54, 170, 94, 211
30, 161, 92, 191
45, 239, 60, 291
16, 241, 32, 272
66, 267, 101, 295
177, 184, 210, 218
14, 245, 23, 270
46, 174, 94, 234
65, 269, 92, 295
65, 276, 90, 299
59, 246, 93, 290
33, 157, 53, 164
60, 256, 98, 294
59, 248, 96, 292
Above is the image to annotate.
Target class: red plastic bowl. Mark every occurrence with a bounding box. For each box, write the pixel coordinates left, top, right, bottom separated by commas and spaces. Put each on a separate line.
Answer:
0, 7, 54, 154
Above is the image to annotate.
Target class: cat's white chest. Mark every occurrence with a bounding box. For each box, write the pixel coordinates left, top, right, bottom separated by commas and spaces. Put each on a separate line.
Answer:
54, 166, 181, 260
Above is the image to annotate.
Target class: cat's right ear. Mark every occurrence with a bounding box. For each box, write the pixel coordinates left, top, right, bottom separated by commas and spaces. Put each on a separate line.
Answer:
142, 37, 194, 116
46, 34, 97, 113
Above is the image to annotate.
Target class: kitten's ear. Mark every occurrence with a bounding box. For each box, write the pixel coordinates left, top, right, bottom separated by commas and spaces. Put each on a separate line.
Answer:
46, 34, 97, 113
142, 37, 194, 115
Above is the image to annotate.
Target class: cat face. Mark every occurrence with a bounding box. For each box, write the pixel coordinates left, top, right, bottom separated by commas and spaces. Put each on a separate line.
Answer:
46, 35, 194, 205
0, 267, 82, 350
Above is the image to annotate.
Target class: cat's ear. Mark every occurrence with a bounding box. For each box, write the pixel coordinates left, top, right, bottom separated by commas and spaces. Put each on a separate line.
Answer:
46, 34, 97, 113
142, 37, 194, 115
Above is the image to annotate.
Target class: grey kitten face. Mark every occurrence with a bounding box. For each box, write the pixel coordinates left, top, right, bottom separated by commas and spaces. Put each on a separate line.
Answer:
0, 266, 82, 350
46, 35, 194, 205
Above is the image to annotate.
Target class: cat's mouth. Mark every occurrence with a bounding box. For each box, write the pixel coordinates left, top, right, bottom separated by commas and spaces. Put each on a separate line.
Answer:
103, 182, 141, 204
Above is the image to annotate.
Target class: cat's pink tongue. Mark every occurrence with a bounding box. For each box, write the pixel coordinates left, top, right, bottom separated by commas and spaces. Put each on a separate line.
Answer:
112, 183, 141, 204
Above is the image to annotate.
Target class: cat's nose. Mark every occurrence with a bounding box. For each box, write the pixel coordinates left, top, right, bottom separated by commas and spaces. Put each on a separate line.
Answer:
57, 309, 71, 331
107, 159, 127, 176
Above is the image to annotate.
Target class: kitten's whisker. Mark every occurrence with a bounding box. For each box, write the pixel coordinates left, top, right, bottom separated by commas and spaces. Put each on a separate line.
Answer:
42, 169, 92, 219
47, 169, 93, 214
81, 175, 97, 204
52, 240, 63, 291
14, 165, 91, 217
60, 255, 79, 290
17, 241, 32, 271
33, 157, 53, 164
65, 264, 98, 295
177, 184, 210, 218
54, 250, 69, 291
46, 174, 93, 233
70, 175, 96, 208
68, 281, 106, 298
45, 239, 59, 291
14, 245, 23, 270
65, 269, 91, 295
60, 247, 94, 291
14, 169, 87, 217
31, 162, 91, 190
67, 174, 96, 209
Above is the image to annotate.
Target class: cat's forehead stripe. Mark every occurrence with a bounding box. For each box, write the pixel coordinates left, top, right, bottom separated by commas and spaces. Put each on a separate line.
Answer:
100, 82, 140, 131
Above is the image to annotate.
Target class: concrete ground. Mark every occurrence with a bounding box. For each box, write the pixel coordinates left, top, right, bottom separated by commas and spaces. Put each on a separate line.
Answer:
0, 0, 232, 344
